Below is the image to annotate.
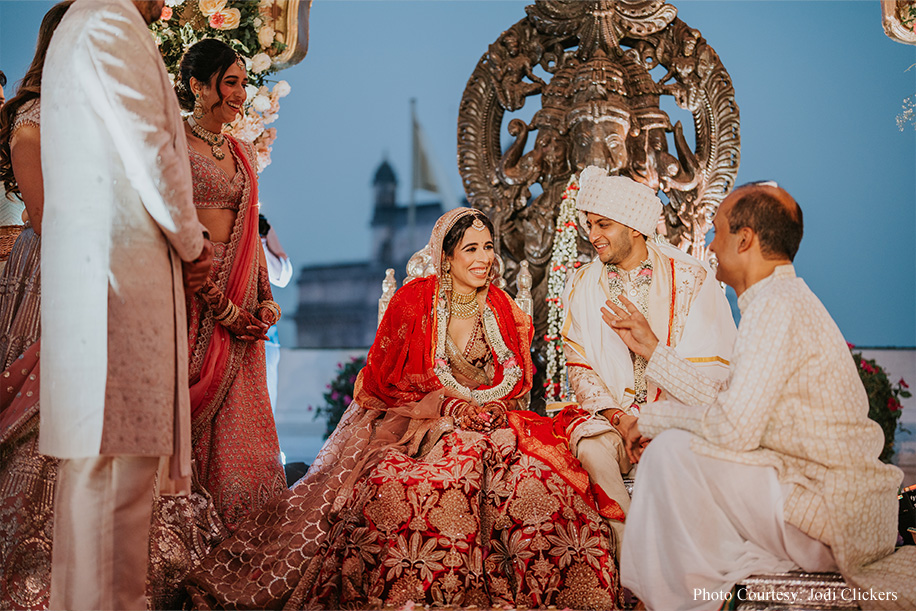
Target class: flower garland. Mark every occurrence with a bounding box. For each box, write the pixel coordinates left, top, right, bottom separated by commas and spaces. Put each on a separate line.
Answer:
149, 0, 292, 172
543, 175, 582, 402
433, 286, 523, 404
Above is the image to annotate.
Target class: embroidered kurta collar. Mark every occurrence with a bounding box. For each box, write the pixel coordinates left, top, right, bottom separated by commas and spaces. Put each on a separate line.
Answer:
608, 258, 652, 283
737, 264, 795, 314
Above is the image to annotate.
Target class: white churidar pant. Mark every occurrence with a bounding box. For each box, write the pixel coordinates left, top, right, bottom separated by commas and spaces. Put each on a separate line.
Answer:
621, 430, 837, 611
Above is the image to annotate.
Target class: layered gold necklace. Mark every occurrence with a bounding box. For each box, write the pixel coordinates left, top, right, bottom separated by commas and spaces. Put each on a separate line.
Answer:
449, 289, 479, 319
188, 116, 226, 160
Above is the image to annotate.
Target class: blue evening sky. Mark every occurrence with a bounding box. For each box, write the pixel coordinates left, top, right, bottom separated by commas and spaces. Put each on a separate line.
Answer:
2, 1, 914, 347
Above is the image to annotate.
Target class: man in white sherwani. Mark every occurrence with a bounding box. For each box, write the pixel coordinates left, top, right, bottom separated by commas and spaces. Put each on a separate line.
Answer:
40, 1, 211, 608
559, 166, 736, 553
613, 182, 912, 610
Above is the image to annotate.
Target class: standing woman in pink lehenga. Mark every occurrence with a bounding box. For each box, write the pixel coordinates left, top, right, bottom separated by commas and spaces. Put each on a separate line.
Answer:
176, 39, 286, 532
0, 4, 72, 608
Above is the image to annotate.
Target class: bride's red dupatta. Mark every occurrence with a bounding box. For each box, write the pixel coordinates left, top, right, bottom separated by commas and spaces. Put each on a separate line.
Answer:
354, 276, 534, 411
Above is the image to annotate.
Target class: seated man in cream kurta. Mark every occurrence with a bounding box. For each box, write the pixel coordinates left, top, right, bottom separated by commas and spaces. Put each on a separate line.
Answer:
614, 182, 911, 611
559, 166, 736, 553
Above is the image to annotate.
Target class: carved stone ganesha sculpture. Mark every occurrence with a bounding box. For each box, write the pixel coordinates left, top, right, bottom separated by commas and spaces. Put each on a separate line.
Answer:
458, 0, 740, 374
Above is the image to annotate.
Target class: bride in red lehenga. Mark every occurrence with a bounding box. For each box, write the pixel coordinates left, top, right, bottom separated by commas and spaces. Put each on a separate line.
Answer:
186, 207, 623, 610
177, 39, 286, 532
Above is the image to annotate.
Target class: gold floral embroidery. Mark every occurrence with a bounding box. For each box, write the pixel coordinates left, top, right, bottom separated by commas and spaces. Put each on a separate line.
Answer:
490, 528, 535, 577
546, 522, 606, 569
508, 477, 560, 526
428, 488, 476, 540
489, 575, 510, 596
364, 481, 410, 535
384, 572, 425, 608
415, 479, 433, 498
187, 422, 621, 610
556, 561, 616, 610
530, 532, 551, 552
439, 570, 461, 593
383, 532, 447, 583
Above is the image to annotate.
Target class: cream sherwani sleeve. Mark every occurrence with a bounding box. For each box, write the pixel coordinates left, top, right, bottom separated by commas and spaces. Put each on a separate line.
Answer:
76, 4, 204, 260
639, 289, 791, 448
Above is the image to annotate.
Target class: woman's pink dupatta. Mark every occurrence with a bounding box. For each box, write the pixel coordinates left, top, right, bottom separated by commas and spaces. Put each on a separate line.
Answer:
188, 136, 260, 421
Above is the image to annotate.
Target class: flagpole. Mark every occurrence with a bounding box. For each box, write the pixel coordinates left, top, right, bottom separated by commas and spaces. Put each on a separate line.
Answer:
409, 98, 417, 250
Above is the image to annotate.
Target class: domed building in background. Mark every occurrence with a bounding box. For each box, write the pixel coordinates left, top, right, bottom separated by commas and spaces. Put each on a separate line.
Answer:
292, 159, 445, 348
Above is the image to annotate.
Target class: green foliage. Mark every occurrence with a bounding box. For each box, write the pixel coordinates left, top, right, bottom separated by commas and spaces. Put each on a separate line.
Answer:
314, 356, 367, 439
850, 346, 911, 463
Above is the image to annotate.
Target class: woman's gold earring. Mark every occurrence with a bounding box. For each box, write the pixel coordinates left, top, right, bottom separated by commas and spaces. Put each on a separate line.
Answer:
193, 93, 204, 120
442, 261, 452, 292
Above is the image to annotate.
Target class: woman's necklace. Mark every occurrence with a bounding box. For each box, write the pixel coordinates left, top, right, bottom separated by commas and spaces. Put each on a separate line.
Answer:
188, 116, 225, 160
450, 288, 479, 319
434, 282, 522, 405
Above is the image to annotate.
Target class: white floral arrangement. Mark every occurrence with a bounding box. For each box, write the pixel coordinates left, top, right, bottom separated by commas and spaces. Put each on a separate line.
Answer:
150, 0, 292, 172
544, 174, 581, 403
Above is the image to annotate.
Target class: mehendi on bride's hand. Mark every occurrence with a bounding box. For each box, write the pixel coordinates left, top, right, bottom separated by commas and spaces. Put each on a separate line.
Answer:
447, 397, 508, 433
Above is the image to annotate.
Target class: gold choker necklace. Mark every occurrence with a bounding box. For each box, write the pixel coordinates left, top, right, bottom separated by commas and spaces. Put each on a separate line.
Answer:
450, 289, 479, 319
188, 116, 225, 160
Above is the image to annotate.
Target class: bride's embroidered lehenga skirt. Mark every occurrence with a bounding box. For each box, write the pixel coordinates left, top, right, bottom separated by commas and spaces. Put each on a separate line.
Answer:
187, 404, 621, 610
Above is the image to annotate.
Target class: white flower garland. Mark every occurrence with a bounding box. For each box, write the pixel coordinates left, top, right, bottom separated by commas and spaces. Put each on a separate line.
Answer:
433, 287, 523, 404
544, 175, 581, 402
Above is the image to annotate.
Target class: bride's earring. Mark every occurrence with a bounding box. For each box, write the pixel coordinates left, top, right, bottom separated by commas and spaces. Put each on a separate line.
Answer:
442, 261, 452, 292
193, 93, 204, 120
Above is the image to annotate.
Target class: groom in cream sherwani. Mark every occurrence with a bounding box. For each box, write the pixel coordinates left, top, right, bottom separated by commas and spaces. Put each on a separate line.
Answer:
559, 166, 736, 554
41, 0, 211, 608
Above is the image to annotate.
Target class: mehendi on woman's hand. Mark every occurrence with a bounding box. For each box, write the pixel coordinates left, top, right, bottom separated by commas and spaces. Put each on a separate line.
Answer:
449, 399, 508, 433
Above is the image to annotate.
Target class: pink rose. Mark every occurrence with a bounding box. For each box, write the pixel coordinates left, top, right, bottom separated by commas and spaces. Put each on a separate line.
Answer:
209, 8, 240, 30
160, 6, 172, 20
208, 11, 225, 28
